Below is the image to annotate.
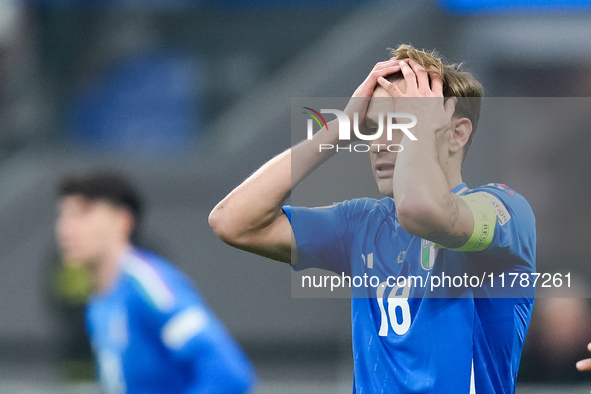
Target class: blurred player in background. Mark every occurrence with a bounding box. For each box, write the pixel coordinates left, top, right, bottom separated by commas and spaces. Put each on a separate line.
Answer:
209, 44, 536, 392
56, 171, 256, 394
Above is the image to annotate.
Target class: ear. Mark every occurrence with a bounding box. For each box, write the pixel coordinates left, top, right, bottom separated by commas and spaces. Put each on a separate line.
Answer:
448, 117, 472, 155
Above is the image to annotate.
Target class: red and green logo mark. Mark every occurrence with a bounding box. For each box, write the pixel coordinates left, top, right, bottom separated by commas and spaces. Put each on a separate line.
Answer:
303, 107, 329, 139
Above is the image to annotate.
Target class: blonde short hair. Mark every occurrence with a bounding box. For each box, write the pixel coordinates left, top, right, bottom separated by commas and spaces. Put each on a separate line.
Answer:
389, 44, 483, 159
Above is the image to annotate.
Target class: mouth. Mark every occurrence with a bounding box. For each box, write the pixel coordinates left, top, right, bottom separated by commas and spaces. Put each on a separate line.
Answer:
374, 163, 395, 179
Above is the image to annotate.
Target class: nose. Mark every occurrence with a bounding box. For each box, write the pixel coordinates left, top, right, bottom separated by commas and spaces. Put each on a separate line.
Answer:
373, 126, 390, 143
370, 143, 402, 156
368, 130, 391, 154
369, 142, 383, 154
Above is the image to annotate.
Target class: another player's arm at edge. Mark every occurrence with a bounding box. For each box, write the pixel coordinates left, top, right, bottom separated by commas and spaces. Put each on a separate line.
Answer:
208, 123, 339, 264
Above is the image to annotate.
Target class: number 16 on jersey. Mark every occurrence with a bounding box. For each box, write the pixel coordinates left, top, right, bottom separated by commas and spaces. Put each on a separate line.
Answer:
376, 282, 412, 336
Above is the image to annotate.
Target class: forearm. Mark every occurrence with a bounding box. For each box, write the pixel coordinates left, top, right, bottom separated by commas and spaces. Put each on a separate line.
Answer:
393, 133, 461, 239
210, 60, 402, 258
393, 133, 451, 216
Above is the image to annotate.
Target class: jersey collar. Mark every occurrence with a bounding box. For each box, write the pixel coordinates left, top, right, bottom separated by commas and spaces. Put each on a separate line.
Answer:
452, 182, 469, 195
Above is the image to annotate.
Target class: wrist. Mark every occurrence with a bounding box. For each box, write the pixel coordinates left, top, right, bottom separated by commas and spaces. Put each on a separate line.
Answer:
311, 119, 350, 146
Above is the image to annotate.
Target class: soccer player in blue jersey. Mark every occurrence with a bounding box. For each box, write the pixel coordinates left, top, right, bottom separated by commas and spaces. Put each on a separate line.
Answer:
56, 172, 256, 394
210, 44, 536, 393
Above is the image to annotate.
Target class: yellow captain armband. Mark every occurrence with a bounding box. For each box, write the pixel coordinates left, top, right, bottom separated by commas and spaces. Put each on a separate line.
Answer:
450, 193, 497, 252
434, 192, 498, 252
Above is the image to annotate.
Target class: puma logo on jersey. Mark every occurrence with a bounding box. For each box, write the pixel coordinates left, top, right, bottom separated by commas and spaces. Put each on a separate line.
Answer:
361, 253, 374, 269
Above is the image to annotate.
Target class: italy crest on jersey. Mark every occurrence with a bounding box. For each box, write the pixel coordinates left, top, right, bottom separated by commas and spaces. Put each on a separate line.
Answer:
420, 239, 437, 270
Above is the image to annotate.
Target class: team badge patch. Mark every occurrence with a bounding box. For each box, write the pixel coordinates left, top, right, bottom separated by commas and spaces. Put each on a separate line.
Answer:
420, 239, 437, 270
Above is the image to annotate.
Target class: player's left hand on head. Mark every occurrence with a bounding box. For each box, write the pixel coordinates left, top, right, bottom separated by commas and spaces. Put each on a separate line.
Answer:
576, 342, 591, 371
344, 59, 402, 133
376, 59, 456, 136
377, 59, 443, 98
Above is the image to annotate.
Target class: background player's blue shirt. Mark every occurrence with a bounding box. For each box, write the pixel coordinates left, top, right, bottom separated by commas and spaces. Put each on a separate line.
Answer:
283, 182, 536, 394
86, 247, 256, 394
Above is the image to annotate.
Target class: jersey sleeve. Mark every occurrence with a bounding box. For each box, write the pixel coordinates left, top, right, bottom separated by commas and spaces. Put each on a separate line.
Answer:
282, 198, 372, 275
453, 184, 536, 268
126, 260, 256, 393
479, 186, 536, 263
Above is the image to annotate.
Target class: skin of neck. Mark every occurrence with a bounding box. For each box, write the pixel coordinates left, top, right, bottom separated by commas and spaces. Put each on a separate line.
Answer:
88, 239, 131, 294
440, 149, 464, 191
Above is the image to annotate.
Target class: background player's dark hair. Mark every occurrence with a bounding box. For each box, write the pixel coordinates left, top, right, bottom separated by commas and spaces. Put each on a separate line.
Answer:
57, 171, 143, 243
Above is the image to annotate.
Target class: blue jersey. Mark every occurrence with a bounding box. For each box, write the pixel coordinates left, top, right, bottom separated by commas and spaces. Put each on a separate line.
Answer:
86, 248, 256, 394
284, 182, 536, 394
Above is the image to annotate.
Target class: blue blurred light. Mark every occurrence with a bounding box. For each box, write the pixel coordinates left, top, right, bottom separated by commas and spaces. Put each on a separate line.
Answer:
440, 0, 591, 14
24, 0, 364, 6
68, 51, 201, 154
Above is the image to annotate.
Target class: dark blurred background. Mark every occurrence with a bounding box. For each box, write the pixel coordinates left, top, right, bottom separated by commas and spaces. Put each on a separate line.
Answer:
1, 0, 591, 392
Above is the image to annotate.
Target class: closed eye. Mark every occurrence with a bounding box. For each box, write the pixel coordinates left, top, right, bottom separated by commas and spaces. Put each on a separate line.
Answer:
362, 119, 379, 135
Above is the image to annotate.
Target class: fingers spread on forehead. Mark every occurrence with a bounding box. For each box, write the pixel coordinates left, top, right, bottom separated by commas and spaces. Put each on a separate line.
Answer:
430, 72, 444, 95
372, 65, 401, 80
398, 60, 417, 92
406, 58, 441, 74
405, 59, 430, 92
374, 59, 403, 71
377, 76, 403, 97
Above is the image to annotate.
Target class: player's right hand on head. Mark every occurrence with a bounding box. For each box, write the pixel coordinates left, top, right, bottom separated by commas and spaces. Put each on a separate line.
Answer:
344, 59, 402, 127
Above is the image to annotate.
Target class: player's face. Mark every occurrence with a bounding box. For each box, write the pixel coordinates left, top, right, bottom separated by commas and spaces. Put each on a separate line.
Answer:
56, 195, 124, 265
366, 83, 406, 197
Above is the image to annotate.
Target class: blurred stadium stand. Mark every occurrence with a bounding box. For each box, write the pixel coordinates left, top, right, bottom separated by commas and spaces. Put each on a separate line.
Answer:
68, 50, 200, 152
1, 0, 591, 392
